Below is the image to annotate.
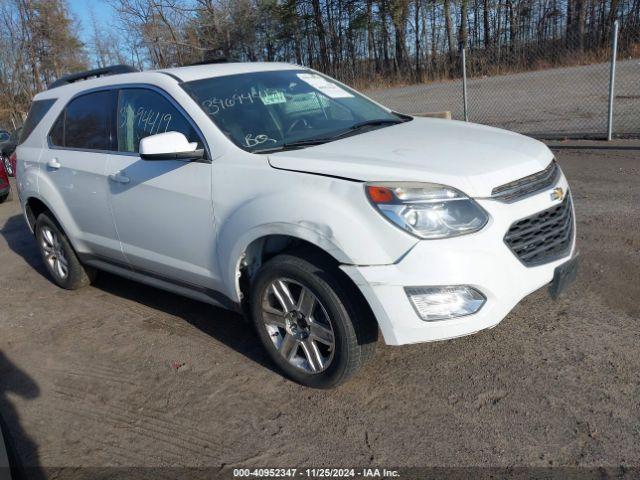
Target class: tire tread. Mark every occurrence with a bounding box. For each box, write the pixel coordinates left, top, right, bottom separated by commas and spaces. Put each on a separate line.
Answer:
250, 250, 377, 388
35, 213, 96, 290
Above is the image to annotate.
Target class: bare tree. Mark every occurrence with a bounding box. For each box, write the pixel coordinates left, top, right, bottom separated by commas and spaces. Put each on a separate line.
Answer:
0, 0, 87, 128
2, 0, 639, 130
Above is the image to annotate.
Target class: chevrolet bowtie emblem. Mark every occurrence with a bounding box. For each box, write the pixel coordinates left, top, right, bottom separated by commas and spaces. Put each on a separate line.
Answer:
551, 187, 564, 201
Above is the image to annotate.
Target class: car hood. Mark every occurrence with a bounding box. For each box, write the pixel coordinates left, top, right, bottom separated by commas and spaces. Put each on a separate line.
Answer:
267, 118, 554, 198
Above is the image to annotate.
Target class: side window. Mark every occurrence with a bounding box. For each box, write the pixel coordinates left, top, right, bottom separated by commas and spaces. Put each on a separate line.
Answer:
117, 89, 202, 153
64, 91, 113, 150
49, 112, 64, 147
19, 99, 56, 144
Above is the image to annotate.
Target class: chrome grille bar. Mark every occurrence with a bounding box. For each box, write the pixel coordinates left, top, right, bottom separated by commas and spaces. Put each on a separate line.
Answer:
492, 160, 560, 203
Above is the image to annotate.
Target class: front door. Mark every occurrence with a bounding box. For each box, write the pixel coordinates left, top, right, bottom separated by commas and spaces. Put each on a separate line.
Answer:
106, 87, 219, 290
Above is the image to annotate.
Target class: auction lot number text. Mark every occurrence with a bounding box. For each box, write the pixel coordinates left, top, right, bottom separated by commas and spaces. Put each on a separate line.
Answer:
233, 468, 400, 478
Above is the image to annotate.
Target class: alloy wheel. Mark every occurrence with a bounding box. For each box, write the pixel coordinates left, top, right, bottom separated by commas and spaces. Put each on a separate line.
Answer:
40, 226, 69, 280
261, 278, 335, 373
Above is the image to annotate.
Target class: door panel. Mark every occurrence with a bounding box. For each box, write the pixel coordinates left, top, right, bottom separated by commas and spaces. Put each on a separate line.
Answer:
45, 149, 122, 259
106, 156, 217, 288
107, 87, 219, 290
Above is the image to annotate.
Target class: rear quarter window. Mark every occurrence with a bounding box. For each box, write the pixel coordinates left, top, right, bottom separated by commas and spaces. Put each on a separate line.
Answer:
19, 99, 57, 144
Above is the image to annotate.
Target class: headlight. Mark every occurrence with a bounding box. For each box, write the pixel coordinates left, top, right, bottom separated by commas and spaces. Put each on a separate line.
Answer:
365, 182, 489, 239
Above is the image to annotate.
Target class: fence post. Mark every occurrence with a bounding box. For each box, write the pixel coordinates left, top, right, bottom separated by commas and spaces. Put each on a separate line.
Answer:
607, 20, 619, 141
462, 48, 469, 122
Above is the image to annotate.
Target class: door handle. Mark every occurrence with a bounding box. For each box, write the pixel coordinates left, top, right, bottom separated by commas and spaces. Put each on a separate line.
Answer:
47, 158, 61, 169
108, 171, 130, 184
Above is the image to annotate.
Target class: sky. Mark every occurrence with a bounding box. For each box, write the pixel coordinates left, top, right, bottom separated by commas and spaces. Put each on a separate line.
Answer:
67, 0, 116, 44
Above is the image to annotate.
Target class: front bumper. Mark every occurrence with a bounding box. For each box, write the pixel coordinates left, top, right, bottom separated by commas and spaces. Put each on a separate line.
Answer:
341, 175, 576, 346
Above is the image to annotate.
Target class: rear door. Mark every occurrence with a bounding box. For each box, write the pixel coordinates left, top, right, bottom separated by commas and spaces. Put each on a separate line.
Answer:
105, 87, 218, 290
46, 90, 124, 261
16, 99, 57, 197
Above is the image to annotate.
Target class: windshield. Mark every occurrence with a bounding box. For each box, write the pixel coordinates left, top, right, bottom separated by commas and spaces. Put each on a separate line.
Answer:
184, 69, 404, 153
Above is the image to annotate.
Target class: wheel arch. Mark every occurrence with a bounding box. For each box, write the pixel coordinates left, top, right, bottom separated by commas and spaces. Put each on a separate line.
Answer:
232, 232, 379, 342
23, 170, 83, 242
225, 225, 351, 302
23, 194, 86, 256
25, 195, 59, 232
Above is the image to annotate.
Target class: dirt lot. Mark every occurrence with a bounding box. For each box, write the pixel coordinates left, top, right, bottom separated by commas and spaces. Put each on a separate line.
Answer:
1, 142, 639, 478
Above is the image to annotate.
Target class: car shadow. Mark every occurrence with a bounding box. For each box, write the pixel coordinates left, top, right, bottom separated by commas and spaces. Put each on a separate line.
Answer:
0, 351, 45, 480
0, 214, 279, 376
92, 271, 279, 374
0, 215, 49, 281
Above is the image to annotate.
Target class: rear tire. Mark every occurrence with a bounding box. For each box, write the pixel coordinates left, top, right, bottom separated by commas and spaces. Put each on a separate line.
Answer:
250, 253, 377, 388
35, 213, 96, 290
0, 193, 7, 204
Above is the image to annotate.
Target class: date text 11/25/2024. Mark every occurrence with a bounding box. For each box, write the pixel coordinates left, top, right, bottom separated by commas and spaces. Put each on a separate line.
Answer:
232, 468, 401, 478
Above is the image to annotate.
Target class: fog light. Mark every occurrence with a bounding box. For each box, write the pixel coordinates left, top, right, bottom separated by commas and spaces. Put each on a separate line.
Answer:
404, 286, 486, 321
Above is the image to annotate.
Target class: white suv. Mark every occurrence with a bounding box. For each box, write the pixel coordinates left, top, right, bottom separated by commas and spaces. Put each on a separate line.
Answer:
16, 62, 577, 388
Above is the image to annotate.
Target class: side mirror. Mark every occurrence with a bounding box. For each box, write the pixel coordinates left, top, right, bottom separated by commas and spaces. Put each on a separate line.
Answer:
139, 131, 204, 161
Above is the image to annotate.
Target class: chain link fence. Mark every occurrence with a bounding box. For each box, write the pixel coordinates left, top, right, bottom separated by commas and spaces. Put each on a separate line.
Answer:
367, 23, 639, 140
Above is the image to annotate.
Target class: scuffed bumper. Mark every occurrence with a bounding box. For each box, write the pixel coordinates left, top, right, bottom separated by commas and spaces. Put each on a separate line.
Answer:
341, 176, 576, 346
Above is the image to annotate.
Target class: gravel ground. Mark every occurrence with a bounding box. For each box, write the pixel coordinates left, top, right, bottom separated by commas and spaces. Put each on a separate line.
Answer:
366, 60, 640, 137
0, 142, 639, 479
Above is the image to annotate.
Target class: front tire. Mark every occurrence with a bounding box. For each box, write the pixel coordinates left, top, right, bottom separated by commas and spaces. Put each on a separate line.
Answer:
250, 253, 376, 388
35, 213, 95, 290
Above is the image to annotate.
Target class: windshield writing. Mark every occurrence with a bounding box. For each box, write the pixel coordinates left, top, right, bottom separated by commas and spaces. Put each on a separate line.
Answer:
184, 70, 401, 152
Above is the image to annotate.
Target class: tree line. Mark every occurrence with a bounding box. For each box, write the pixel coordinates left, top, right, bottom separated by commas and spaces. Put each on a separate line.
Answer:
1, 0, 638, 129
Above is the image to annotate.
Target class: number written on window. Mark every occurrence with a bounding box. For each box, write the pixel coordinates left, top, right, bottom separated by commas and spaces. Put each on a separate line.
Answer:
117, 89, 201, 154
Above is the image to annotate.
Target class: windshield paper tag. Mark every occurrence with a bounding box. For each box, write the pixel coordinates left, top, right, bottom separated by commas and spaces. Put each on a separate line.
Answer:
297, 74, 354, 99
260, 90, 286, 105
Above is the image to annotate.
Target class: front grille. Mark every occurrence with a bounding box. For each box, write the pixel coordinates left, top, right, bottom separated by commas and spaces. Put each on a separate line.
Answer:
492, 160, 560, 203
504, 195, 573, 266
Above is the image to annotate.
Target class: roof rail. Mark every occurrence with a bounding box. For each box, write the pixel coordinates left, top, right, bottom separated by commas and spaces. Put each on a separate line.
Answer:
185, 57, 229, 67
48, 65, 139, 90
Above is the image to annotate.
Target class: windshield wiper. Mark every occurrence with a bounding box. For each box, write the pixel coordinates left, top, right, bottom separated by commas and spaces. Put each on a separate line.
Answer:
328, 118, 404, 141
351, 118, 404, 129
253, 119, 404, 154
252, 137, 332, 154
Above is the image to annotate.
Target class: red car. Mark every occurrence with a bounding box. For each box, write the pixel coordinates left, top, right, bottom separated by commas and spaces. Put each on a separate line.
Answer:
8, 152, 16, 177
0, 156, 10, 203
1, 127, 20, 177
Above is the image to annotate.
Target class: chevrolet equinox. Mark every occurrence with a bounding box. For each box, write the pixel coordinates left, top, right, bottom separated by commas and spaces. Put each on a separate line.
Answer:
16, 63, 578, 388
